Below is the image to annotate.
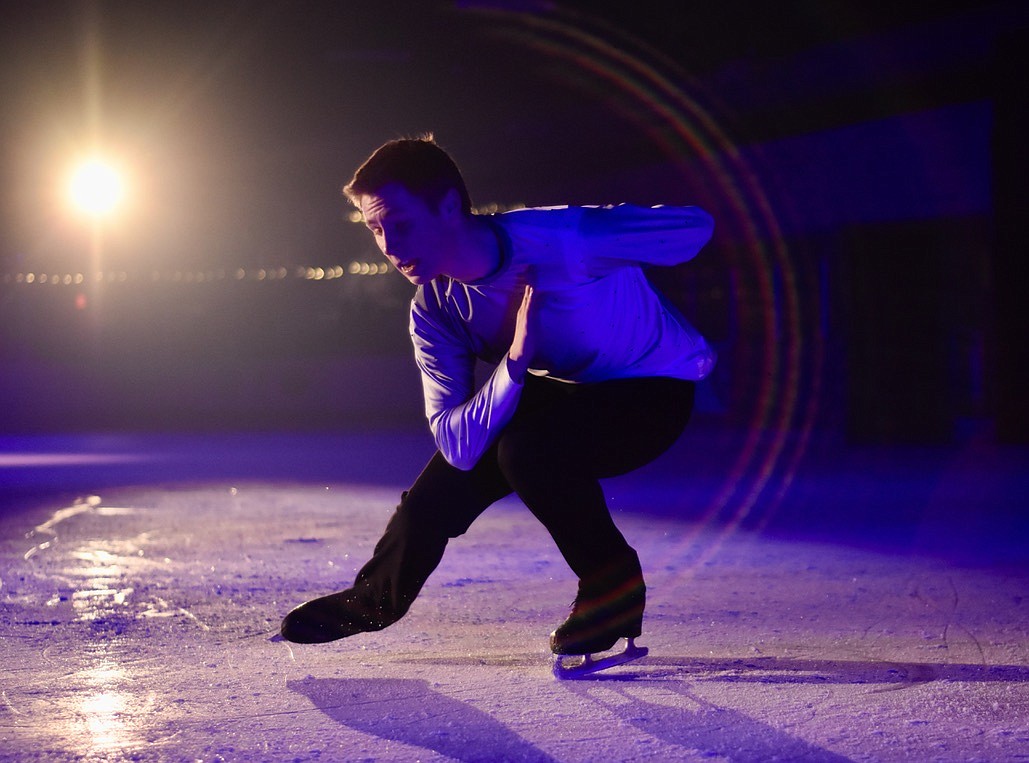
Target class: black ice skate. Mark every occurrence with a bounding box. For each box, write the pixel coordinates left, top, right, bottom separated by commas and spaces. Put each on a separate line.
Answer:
280, 589, 394, 644
549, 566, 648, 678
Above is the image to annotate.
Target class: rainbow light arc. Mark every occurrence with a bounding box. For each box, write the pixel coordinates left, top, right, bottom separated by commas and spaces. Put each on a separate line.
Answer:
466, 5, 825, 571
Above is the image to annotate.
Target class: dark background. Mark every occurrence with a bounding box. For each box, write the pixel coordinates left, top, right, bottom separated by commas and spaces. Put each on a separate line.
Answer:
1, 0, 1026, 444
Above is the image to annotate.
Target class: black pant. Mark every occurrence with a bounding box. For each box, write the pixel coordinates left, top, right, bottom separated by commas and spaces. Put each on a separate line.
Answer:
349, 375, 695, 623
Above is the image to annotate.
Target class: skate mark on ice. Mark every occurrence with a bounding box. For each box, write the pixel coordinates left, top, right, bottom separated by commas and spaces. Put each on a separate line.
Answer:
587, 655, 1029, 687
288, 677, 558, 762
388, 652, 542, 669
911, 575, 987, 665
1, 690, 24, 718
441, 576, 496, 587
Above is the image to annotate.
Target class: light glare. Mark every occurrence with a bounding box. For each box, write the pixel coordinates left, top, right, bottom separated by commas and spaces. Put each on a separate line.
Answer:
68, 159, 125, 217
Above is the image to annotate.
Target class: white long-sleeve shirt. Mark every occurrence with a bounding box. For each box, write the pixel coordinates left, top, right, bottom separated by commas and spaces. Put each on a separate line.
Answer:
410, 204, 717, 470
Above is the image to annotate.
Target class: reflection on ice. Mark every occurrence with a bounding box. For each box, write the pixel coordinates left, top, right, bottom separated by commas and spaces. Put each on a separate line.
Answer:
23, 495, 138, 560
20, 494, 212, 632
13, 496, 170, 757
73, 586, 135, 612
73, 662, 144, 754
32, 495, 102, 535
71, 548, 123, 565
20, 497, 168, 627
72, 548, 125, 577
82, 690, 129, 750
68, 542, 139, 621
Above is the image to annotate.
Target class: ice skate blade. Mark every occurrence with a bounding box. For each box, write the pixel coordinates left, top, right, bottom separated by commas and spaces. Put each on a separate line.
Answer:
552, 638, 648, 680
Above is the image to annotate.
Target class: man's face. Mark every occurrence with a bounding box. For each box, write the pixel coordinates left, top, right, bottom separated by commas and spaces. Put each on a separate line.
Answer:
358, 182, 459, 285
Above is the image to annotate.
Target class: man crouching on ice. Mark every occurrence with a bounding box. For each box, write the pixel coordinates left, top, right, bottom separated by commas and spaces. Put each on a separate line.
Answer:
281, 135, 717, 669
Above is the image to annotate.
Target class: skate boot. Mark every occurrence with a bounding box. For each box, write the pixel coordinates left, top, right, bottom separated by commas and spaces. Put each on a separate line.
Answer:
280, 588, 395, 644
549, 559, 646, 656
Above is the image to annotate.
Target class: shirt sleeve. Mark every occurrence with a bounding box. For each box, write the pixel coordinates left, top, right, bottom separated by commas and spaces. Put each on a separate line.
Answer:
578, 204, 715, 275
411, 300, 525, 471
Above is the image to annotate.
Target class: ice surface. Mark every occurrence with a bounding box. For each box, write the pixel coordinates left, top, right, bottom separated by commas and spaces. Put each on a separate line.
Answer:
1, 432, 1027, 761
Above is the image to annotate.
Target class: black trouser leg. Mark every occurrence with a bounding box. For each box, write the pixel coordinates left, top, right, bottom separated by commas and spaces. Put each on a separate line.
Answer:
496, 376, 695, 653
496, 376, 695, 582
348, 451, 513, 624
281, 451, 512, 642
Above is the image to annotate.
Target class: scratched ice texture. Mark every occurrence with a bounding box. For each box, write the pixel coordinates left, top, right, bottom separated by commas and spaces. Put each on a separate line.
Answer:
1, 430, 1027, 762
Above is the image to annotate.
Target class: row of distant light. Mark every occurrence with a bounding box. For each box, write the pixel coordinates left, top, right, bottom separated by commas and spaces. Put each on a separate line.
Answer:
2, 262, 392, 286
6, 205, 530, 287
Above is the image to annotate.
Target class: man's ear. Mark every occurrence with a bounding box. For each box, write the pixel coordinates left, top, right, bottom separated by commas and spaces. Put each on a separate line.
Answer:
439, 187, 463, 221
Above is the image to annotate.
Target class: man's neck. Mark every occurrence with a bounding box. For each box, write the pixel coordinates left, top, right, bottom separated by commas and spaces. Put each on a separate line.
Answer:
447, 216, 501, 283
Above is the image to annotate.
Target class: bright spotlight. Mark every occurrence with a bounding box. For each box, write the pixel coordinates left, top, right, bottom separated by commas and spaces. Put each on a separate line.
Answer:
68, 158, 125, 218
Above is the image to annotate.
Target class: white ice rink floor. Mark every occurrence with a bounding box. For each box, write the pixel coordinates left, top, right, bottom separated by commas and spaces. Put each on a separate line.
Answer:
1, 429, 1027, 761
